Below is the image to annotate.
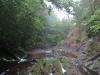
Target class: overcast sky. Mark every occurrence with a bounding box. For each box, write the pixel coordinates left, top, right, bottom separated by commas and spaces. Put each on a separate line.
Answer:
44, 0, 80, 21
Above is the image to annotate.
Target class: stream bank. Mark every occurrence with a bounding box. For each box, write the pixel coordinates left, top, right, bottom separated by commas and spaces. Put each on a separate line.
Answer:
1, 47, 100, 75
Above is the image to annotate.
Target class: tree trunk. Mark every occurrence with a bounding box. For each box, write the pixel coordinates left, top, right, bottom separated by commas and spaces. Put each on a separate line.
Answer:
94, 0, 100, 8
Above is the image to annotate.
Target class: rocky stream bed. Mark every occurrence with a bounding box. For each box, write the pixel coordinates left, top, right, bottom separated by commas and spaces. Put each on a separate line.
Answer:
1, 47, 100, 75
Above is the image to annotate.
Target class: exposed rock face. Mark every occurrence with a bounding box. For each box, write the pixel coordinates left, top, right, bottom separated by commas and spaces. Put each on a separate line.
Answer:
63, 27, 90, 57
63, 26, 100, 75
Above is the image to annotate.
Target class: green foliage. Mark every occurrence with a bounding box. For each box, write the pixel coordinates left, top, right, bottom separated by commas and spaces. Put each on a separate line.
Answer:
0, 0, 46, 59
0, 0, 71, 60
87, 9, 100, 38
33, 59, 63, 75
45, 17, 72, 46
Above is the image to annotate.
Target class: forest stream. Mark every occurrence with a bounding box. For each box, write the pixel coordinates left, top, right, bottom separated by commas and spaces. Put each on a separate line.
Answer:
1, 48, 100, 75
0, 0, 100, 75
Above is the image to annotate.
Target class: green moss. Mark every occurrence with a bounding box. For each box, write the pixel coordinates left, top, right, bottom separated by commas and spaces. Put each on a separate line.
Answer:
76, 39, 81, 43
86, 42, 100, 56
32, 59, 69, 75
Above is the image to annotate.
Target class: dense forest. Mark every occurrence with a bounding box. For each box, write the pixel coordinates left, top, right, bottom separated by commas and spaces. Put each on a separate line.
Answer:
0, 0, 72, 59
0, 0, 100, 75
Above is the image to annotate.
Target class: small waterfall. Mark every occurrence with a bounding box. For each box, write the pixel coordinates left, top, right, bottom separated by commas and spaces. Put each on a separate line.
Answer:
49, 73, 53, 75
60, 64, 67, 75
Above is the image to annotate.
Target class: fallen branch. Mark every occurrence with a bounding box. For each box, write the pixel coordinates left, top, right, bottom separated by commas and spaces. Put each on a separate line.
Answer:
87, 53, 100, 61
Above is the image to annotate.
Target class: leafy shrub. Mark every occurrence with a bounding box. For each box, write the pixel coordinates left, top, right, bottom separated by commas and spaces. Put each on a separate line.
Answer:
87, 9, 100, 38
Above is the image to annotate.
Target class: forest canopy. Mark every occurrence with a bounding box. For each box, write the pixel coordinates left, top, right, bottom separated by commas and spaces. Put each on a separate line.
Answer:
0, 0, 71, 59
